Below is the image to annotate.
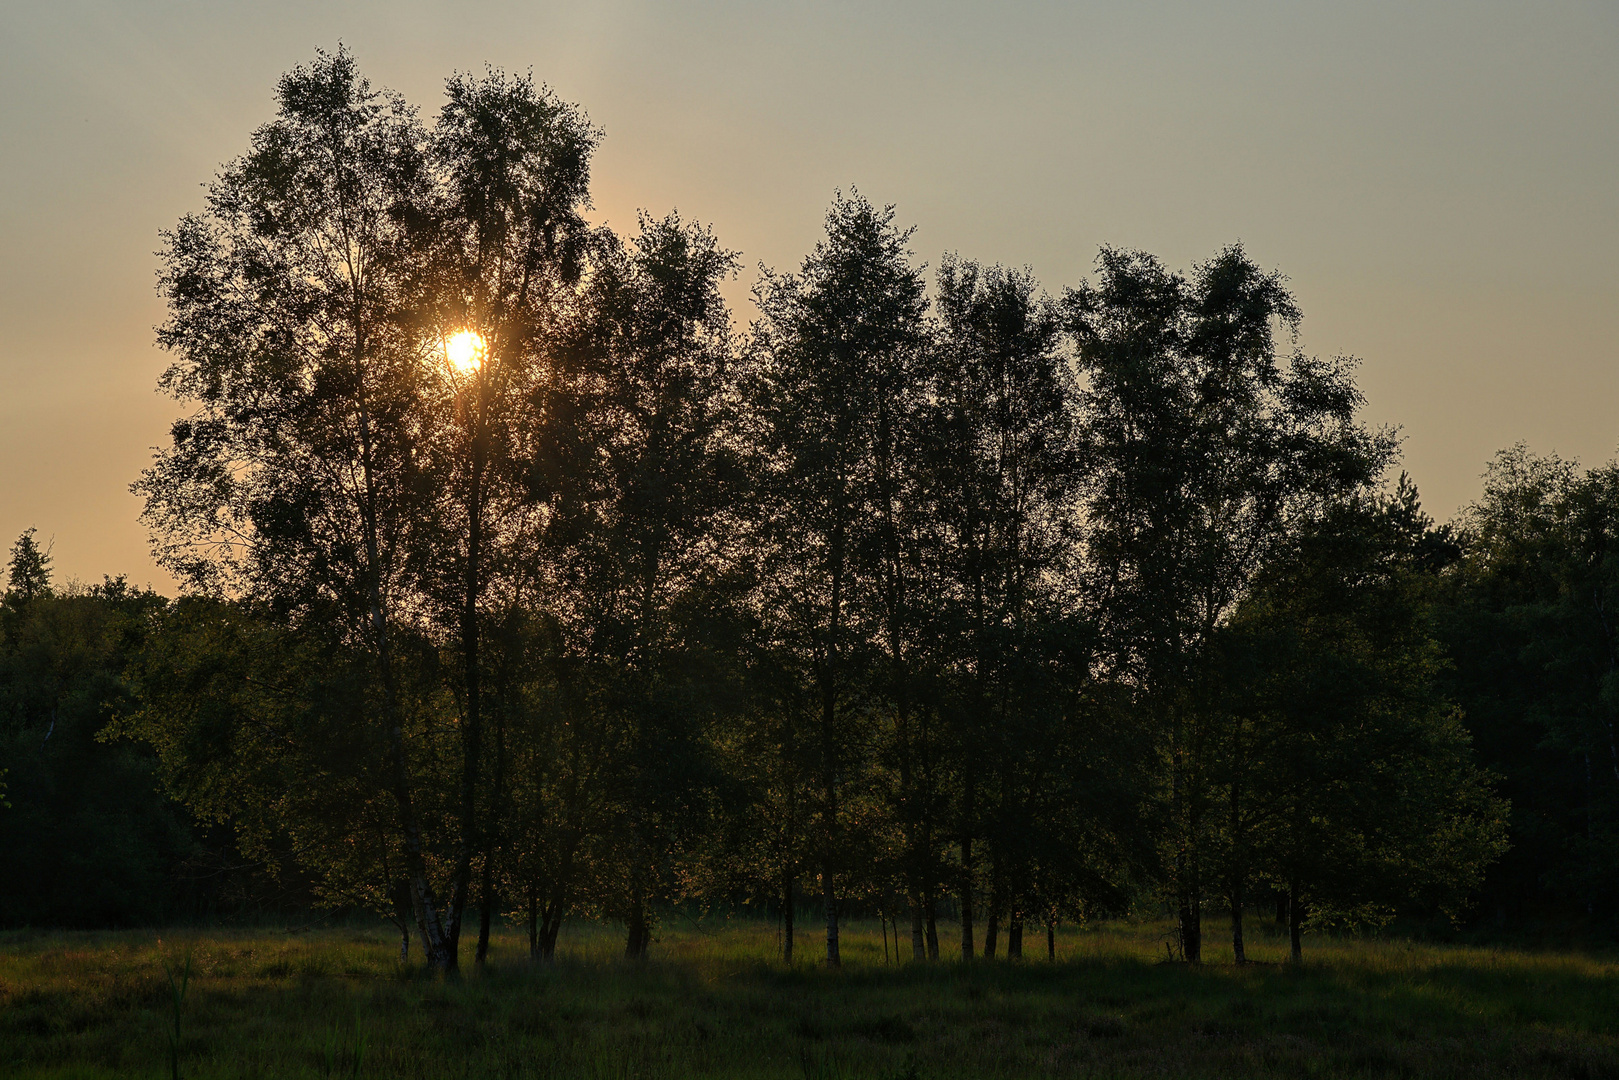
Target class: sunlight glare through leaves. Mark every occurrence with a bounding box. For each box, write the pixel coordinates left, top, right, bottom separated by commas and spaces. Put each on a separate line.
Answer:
444, 330, 486, 374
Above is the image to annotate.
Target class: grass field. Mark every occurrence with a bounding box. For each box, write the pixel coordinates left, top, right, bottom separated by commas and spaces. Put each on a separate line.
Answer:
4, 915, 1619, 1079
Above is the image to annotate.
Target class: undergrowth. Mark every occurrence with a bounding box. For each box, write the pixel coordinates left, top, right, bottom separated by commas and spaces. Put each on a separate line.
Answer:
3, 917, 1618, 1078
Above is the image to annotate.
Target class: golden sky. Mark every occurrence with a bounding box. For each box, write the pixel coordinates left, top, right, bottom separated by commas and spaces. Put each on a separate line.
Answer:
2, 0, 1616, 589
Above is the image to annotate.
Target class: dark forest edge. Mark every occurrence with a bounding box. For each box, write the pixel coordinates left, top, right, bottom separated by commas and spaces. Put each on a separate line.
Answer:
0, 48, 1610, 970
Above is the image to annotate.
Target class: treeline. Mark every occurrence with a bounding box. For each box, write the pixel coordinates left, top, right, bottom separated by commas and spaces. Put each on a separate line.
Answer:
0, 48, 1596, 967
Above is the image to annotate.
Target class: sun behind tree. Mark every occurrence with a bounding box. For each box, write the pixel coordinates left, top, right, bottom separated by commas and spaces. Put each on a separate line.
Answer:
443, 330, 485, 373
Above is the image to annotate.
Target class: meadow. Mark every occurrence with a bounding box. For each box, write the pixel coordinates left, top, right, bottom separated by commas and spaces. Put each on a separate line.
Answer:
4, 916, 1619, 1079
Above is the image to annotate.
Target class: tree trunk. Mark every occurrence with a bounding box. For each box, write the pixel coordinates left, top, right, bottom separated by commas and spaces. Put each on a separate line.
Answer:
626, 885, 649, 960
1008, 910, 1023, 960
820, 578, 841, 969
823, 869, 839, 967
365, 515, 450, 969
350, 320, 454, 972
1230, 895, 1245, 964
1046, 912, 1055, 961
448, 439, 488, 972
984, 910, 999, 958
477, 680, 509, 967
959, 826, 975, 959
1186, 867, 1202, 963
925, 893, 939, 959
1231, 877, 1246, 965
475, 851, 495, 964
964, 541, 987, 965
910, 896, 925, 960
390, 879, 413, 963
1230, 731, 1246, 965
1289, 882, 1303, 963
820, 508, 845, 969
1177, 827, 1202, 964
1178, 894, 1205, 963
782, 867, 795, 963
1172, 708, 1201, 965
540, 896, 565, 961
1229, 748, 1246, 965
782, 707, 797, 966
527, 885, 539, 961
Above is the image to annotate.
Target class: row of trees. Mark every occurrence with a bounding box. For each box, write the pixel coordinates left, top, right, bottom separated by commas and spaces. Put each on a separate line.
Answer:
0, 50, 1513, 964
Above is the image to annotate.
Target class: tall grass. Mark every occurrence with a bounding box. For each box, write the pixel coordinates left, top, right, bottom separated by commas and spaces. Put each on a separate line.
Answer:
160, 946, 191, 1080
3, 916, 1618, 1078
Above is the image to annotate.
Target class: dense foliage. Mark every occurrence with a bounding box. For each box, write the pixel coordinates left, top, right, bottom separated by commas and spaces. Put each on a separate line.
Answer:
17, 47, 1607, 963
0, 541, 185, 926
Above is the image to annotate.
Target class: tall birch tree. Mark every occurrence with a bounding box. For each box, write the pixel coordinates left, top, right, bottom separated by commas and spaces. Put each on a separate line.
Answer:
748, 191, 928, 966
135, 48, 461, 968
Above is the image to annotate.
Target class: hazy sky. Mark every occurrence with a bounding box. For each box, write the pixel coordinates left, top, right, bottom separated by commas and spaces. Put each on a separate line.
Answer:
2, 0, 1616, 590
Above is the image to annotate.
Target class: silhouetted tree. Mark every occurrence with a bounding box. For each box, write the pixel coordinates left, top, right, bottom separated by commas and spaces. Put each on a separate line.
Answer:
5, 530, 52, 604
1220, 485, 1506, 960
416, 64, 601, 966
135, 47, 459, 967
921, 257, 1081, 957
748, 191, 929, 965
1065, 244, 1393, 962
1436, 447, 1619, 922
536, 210, 745, 957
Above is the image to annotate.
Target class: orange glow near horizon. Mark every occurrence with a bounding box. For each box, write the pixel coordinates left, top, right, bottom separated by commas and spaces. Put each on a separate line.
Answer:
444, 330, 486, 374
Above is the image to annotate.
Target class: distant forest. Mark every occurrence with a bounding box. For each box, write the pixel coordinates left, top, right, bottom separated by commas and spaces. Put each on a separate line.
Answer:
2, 49, 1614, 972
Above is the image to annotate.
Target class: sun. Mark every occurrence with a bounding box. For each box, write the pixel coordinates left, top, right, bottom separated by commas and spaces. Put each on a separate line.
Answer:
444, 330, 486, 374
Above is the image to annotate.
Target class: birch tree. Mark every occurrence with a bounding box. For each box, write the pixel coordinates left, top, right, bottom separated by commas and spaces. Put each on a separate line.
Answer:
136, 48, 458, 968
747, 191, 928, 965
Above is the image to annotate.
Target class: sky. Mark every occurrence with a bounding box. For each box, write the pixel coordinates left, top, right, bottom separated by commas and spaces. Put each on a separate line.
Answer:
1, 0, 1616, 590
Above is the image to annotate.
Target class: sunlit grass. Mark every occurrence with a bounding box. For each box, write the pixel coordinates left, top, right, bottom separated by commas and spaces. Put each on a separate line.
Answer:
4, 916, 1619, 1078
